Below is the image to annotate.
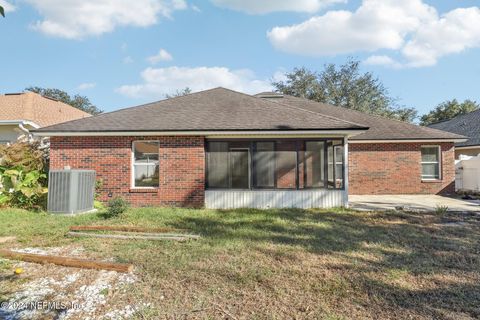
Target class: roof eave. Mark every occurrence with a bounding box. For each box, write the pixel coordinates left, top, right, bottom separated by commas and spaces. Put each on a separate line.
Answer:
0, 120, 40, 128
350, 138, 468, 143
33, 128, 368, 137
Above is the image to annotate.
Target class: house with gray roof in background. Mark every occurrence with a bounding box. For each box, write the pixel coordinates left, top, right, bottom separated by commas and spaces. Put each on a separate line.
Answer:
428, 109, 480, 159
33, 88, 465, 209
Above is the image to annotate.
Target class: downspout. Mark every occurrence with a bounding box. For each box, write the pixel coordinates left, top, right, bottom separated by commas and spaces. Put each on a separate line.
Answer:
18, 122, 34, 142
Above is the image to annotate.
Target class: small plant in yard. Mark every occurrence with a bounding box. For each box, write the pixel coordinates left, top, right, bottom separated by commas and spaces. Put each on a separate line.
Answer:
94, 179, 105, 210
107, 197, 129, 217
435, 204, 449, 214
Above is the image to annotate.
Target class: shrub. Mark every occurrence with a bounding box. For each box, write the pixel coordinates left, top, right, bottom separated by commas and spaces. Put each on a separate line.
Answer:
107, 197, 129, 217
94, 200, 105, 210
0, 166, 47, 209
0, 142, 48, 210
0, 141, 48, 172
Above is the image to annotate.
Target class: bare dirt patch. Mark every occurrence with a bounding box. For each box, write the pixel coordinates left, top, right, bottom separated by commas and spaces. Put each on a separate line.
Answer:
0, 245, 138, 320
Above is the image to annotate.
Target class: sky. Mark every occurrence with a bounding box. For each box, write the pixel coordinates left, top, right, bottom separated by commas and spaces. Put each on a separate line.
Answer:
0, 0, 479, 115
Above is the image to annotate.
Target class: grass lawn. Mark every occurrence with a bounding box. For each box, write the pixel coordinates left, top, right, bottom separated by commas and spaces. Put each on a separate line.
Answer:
0, 207, 479, 319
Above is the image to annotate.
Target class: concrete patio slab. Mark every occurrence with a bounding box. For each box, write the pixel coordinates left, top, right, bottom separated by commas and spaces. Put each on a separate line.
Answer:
349, 195, 480, 213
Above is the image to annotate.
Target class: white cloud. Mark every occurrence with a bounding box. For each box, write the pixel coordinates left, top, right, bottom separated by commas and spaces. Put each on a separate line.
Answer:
0, 0, 15, 13
267, 0, 480, 67
77, 82, 96, 90
25, 0, 187, 39
363, 55, 402, 69
116, 66, 273, 99
211, 0, 344, 14
147, 49, 173, 64
402, 7, 480, 67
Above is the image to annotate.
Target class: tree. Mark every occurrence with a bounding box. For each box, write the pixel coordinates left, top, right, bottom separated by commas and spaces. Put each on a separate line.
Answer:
420, 99, 479, 126
0, 5, 4, 17
25, 87, 103, 115
273, 60, 418, 123
165, 87, 192, 99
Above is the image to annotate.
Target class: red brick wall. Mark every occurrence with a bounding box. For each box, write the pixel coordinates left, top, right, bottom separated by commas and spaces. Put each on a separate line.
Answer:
348, 142, 455, 195
50, 137, 456, 207
50, 136, 205, 207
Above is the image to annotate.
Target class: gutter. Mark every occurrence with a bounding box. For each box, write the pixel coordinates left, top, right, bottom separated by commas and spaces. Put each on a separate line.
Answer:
0, 120, 40, 128
349, 138, 468, 143
455, 145, 480, 150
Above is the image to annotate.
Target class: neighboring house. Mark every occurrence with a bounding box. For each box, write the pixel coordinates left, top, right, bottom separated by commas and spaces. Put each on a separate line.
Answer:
33, 88, 465, 209
428, 109, 480, 159
0, 91, 91, 143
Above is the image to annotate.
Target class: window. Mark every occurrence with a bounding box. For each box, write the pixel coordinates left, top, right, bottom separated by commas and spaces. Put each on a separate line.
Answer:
421, 146, 441, 180
132, 141, 159, 188
205, 139, 345, 190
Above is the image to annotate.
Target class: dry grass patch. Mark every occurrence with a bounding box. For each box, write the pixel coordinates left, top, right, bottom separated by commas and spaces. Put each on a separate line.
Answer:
0, 207, 479, 319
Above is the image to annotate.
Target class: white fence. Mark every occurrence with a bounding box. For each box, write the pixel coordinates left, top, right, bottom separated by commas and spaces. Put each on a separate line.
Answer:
455, 154, 480, 192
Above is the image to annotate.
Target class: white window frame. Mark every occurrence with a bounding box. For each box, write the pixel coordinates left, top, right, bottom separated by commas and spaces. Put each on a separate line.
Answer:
131, 140, 160, 189
421, 145, 441, 181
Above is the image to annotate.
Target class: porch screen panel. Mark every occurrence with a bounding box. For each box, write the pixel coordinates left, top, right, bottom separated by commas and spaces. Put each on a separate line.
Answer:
334, 143, 344, 188
207, 142, 229, 188
305, 141, 325, 188
230, 149, 249, 189
206, 139, 345, 191
253, 142, 275, 188
276, 141, 297, 189
327, 140, 344, 189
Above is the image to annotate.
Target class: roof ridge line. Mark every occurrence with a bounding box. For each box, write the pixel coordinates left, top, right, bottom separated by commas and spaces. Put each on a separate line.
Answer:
282, 94, 445, 133
259, 94, 369, 128
116, 86, 367, 129
213, 87, 367, 128
34, 87, 222, 129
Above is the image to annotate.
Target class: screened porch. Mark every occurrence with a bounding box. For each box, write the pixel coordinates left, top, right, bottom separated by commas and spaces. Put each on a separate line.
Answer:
204, 138, 348, 209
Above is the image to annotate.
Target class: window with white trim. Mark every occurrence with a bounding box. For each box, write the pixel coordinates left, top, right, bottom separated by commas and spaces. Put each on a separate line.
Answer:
132, 141, 159, 188
421, 146, 440, 180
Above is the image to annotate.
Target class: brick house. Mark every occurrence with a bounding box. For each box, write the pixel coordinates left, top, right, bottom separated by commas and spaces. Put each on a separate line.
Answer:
33, 88, 465, 209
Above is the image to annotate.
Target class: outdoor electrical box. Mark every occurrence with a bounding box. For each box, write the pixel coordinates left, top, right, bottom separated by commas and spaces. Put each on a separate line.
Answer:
48, 169, 96, 214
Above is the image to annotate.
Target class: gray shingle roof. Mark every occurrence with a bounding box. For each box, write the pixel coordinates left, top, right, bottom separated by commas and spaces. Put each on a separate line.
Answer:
258, 94, 465, 141
34, 87, 466, 142
428, 109, 480, 147
34, 88, 367, 133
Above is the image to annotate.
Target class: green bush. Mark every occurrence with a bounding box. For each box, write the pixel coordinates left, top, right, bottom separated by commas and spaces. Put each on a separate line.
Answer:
94, 200, 106, 210
0, 166, 47, 209
0, 142, 48, 210
107, 197, 129, 217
